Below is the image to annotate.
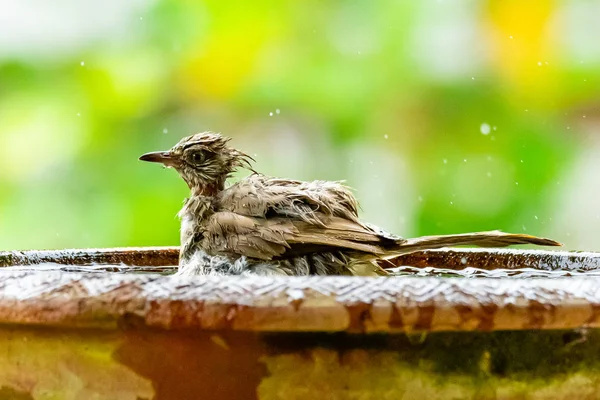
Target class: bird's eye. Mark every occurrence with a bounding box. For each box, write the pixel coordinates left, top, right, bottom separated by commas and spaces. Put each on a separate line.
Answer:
190, 152, 205, 164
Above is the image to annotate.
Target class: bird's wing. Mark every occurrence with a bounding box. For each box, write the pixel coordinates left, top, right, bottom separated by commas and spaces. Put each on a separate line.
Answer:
202, 211, 392, 260
218, 174, 362, 225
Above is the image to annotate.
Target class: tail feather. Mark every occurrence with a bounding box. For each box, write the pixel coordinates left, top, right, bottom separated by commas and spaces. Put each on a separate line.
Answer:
381, 230, 561, 259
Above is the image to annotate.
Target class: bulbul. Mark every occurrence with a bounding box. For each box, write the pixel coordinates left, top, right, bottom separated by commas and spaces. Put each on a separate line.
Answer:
140, 132, 561, 276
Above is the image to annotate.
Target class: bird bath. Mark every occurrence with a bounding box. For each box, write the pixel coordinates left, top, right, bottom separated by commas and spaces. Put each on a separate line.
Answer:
1, 247, 600, 399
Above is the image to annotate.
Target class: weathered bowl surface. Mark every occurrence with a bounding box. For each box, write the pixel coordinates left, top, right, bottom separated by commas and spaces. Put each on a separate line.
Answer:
1, 247, 599, 400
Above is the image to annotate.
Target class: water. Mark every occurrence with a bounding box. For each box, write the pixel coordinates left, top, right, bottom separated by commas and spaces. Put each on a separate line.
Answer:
480, 123, 491, 135
3, 247, 600, 278
0, 263, 177, 275
2, 262, 600, 279
389, 265, 600, 278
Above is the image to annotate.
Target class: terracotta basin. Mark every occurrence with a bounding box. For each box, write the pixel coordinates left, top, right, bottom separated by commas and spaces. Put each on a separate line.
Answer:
0, 247, 599, 400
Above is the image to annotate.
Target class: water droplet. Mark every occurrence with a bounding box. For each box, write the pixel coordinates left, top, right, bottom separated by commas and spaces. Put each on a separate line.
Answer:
515, 182, 519, 185
493, 126, 497, 131
461, 257, 467, 265
418, 196, 423, 202
275, 109, 280, 114
480, 123, 491, 135
80, 61, 85, 66
269, 112, 273, 116
486, 172, 492, 177
384, 134, 389, 139
567, 126, 571, 130
76, 113, 80, 117
450, 201, 454, 205
140, 16, 143, 20
509, 35, 514, 39
471, 77, 475, 80
443, 159, 447, 164
520, 159, 523, 163
522, 225, 527, 231
163, 128, 168, 134
583, 115, 586, 118
537, 61, 542, 66
463, 159, 467, 162
534, 215, 538, 220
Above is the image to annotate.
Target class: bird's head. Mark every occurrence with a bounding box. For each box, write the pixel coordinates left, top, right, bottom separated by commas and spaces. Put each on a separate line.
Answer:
139, 132, 254, 195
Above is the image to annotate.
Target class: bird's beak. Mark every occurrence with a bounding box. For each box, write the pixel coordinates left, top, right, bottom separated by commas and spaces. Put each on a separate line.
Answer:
139, 151, 177, 167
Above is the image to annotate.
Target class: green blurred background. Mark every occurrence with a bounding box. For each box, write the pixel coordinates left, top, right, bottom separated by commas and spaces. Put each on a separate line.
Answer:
1, 0, 598, 251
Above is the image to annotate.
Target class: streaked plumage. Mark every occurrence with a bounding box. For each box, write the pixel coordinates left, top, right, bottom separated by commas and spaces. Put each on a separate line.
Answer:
140, 132, 561, 276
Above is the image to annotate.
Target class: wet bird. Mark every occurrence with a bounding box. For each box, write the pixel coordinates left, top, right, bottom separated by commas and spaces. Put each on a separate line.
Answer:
140, 132, 561, 276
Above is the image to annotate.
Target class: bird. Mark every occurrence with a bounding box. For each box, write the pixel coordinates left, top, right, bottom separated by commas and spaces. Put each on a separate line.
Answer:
139, 132, 561, 276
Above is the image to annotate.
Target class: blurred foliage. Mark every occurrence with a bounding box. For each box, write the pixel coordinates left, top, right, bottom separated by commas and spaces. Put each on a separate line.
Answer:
1, 0, 599, 250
